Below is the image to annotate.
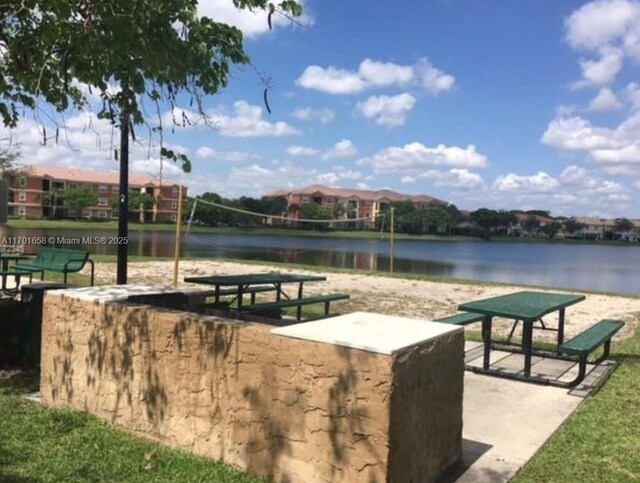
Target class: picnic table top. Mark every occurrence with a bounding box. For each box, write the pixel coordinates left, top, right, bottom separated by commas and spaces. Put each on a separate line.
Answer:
184, 272, 326, 286
458, 290, 585, 321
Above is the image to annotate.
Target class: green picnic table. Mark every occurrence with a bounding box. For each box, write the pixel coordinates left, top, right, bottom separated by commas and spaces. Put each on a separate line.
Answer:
184, 272, 327, 312
459, 290, 585, 385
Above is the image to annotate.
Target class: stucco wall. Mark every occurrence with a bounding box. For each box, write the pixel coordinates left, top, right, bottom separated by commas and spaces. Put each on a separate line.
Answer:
40, 292, 463, 482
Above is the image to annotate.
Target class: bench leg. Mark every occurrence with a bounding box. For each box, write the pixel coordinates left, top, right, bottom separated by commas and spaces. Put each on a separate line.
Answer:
64, 272, 68, 284
594, 340, 611, 365
296, 304, 302, 321
89, 259, 95, 286
324, 301, 330, 317
563, 354, 588, 388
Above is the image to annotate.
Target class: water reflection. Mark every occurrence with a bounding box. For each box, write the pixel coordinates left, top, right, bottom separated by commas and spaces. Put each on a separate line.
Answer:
1, 226, 639, 294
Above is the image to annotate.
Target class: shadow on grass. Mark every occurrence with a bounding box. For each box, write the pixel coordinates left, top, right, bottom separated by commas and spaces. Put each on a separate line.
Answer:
0, 371, 39, 395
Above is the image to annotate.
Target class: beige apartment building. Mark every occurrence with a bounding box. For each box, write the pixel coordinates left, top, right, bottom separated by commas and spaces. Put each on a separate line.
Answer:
8, 165, 185, 222
271, 184, 446, 227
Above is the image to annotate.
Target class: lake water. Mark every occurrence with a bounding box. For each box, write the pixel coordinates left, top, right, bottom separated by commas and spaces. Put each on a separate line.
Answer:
2, 226, 640, 294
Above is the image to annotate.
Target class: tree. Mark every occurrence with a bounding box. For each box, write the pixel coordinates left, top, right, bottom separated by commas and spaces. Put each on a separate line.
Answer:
63, 187, 98, 218
540, 221, 561, 239
563, 217, 586, 236
0, 146, 25, 183
523, 215, 541, 235
614, 218, 634, 234
299, 203, 332, 221
0, 0, 303, 283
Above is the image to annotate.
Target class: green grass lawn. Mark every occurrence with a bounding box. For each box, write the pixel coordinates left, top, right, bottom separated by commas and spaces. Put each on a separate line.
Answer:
512, 315, 640, 482
0, 373, 266, 483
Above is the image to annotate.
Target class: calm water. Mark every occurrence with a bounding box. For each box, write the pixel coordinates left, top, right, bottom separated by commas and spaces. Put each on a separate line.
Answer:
2, 226, 640, 294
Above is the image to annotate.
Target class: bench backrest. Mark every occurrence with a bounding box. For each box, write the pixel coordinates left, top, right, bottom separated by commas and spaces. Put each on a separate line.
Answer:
34, 247, 90, 270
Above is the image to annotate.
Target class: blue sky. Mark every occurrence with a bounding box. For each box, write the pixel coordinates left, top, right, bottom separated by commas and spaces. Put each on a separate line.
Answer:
3, 0, 640, 217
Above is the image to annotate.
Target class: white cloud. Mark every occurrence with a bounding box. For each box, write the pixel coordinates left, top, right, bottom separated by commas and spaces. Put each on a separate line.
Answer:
296, 65, 367, 94
357, 93, 416, 128
0, 113, 191, 184
208, 101, 300, 137
415, 59, 456, 94
421, 168, 485, 190
361, 142, 489, 174
286, 146, 319, 156
358, 59, 414, 87
541, 112, 640, 164
565, 0, 640, 87
195, 146, 258, 162
565, 0, 640, 52
290, 107, 335, 123
401, 176, 416, 184
572, 47, 623, 88
322, 139, 357, 160
560, 164, 630, 200
588, 87, 623, 110
296, 58, 455, 95
196, 0, 313, 38
493, 172, 560, 193
285, 139, 357, 160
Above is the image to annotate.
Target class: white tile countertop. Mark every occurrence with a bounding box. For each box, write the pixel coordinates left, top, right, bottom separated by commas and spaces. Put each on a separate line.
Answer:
271, 311, 462, 355
50, 284, 184, 303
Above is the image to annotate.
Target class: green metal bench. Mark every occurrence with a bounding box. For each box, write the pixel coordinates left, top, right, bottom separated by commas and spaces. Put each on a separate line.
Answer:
16, 247, 95, 285
242, 293, 350, 321
434, 312, 485, 326
558, 319, 625, 387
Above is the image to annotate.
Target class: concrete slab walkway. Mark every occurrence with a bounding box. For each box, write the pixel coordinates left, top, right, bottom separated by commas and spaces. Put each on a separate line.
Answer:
443, 342, 615, 482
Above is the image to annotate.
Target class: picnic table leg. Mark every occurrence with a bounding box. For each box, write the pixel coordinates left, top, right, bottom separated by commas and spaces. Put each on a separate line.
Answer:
237, 284, 244, 311
522, 320, 534, 377
214, 285, 220, 305
557, 308, 566, 354
296, 282, 304, 321
482, 315, 492, 370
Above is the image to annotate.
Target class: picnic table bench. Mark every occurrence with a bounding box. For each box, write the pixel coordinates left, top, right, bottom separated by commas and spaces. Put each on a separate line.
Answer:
242, 293, 350, 321
15, 247, 95, 285
559, 319, 625, 387
434, 312, 485, 326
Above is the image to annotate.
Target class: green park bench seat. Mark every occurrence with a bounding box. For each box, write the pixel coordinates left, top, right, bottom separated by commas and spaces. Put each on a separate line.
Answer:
16, 247, 95, 286
242, 293, 350, 321
558, 319, 625, 387
434, 312, 485, 326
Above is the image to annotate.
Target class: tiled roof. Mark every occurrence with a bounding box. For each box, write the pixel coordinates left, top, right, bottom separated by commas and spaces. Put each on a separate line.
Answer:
270, 184, 446, 204
25, 165, 176, 187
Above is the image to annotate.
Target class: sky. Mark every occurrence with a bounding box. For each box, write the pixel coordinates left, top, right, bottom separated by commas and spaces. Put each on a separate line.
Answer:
2, 0, 640, 218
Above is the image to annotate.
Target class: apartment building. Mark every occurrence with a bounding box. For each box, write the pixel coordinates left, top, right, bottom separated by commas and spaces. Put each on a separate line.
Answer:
271, 184, 446, 226
8, 165, 185, 222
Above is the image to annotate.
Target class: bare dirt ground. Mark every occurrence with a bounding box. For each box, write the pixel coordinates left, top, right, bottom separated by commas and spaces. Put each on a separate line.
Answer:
97, 260, 640, 341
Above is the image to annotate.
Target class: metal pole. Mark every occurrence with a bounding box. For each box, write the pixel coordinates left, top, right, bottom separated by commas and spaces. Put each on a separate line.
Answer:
172, 185, 184, 287
116, 108, 130, 285
390, 206, 394, 273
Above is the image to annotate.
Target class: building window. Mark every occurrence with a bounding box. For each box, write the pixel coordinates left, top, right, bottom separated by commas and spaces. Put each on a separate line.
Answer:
171, 201, 178, 209
84, 183, 93, 190
68, 182, 77, 190
111, 211, 118, 219
171, 213, 177, 222
18, 206, 26, 215
18, 191, 26, 201
19, 176, 27, 188
82, 208, 91, 217
98, 210, 107, 218
97, 198, 108, 207
112, 186, 119, 195
98, 184, 108, 193
172, 186, 179, 197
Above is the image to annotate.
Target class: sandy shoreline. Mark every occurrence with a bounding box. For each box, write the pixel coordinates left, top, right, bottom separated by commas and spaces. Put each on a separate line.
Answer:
97, 260, 640, 341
